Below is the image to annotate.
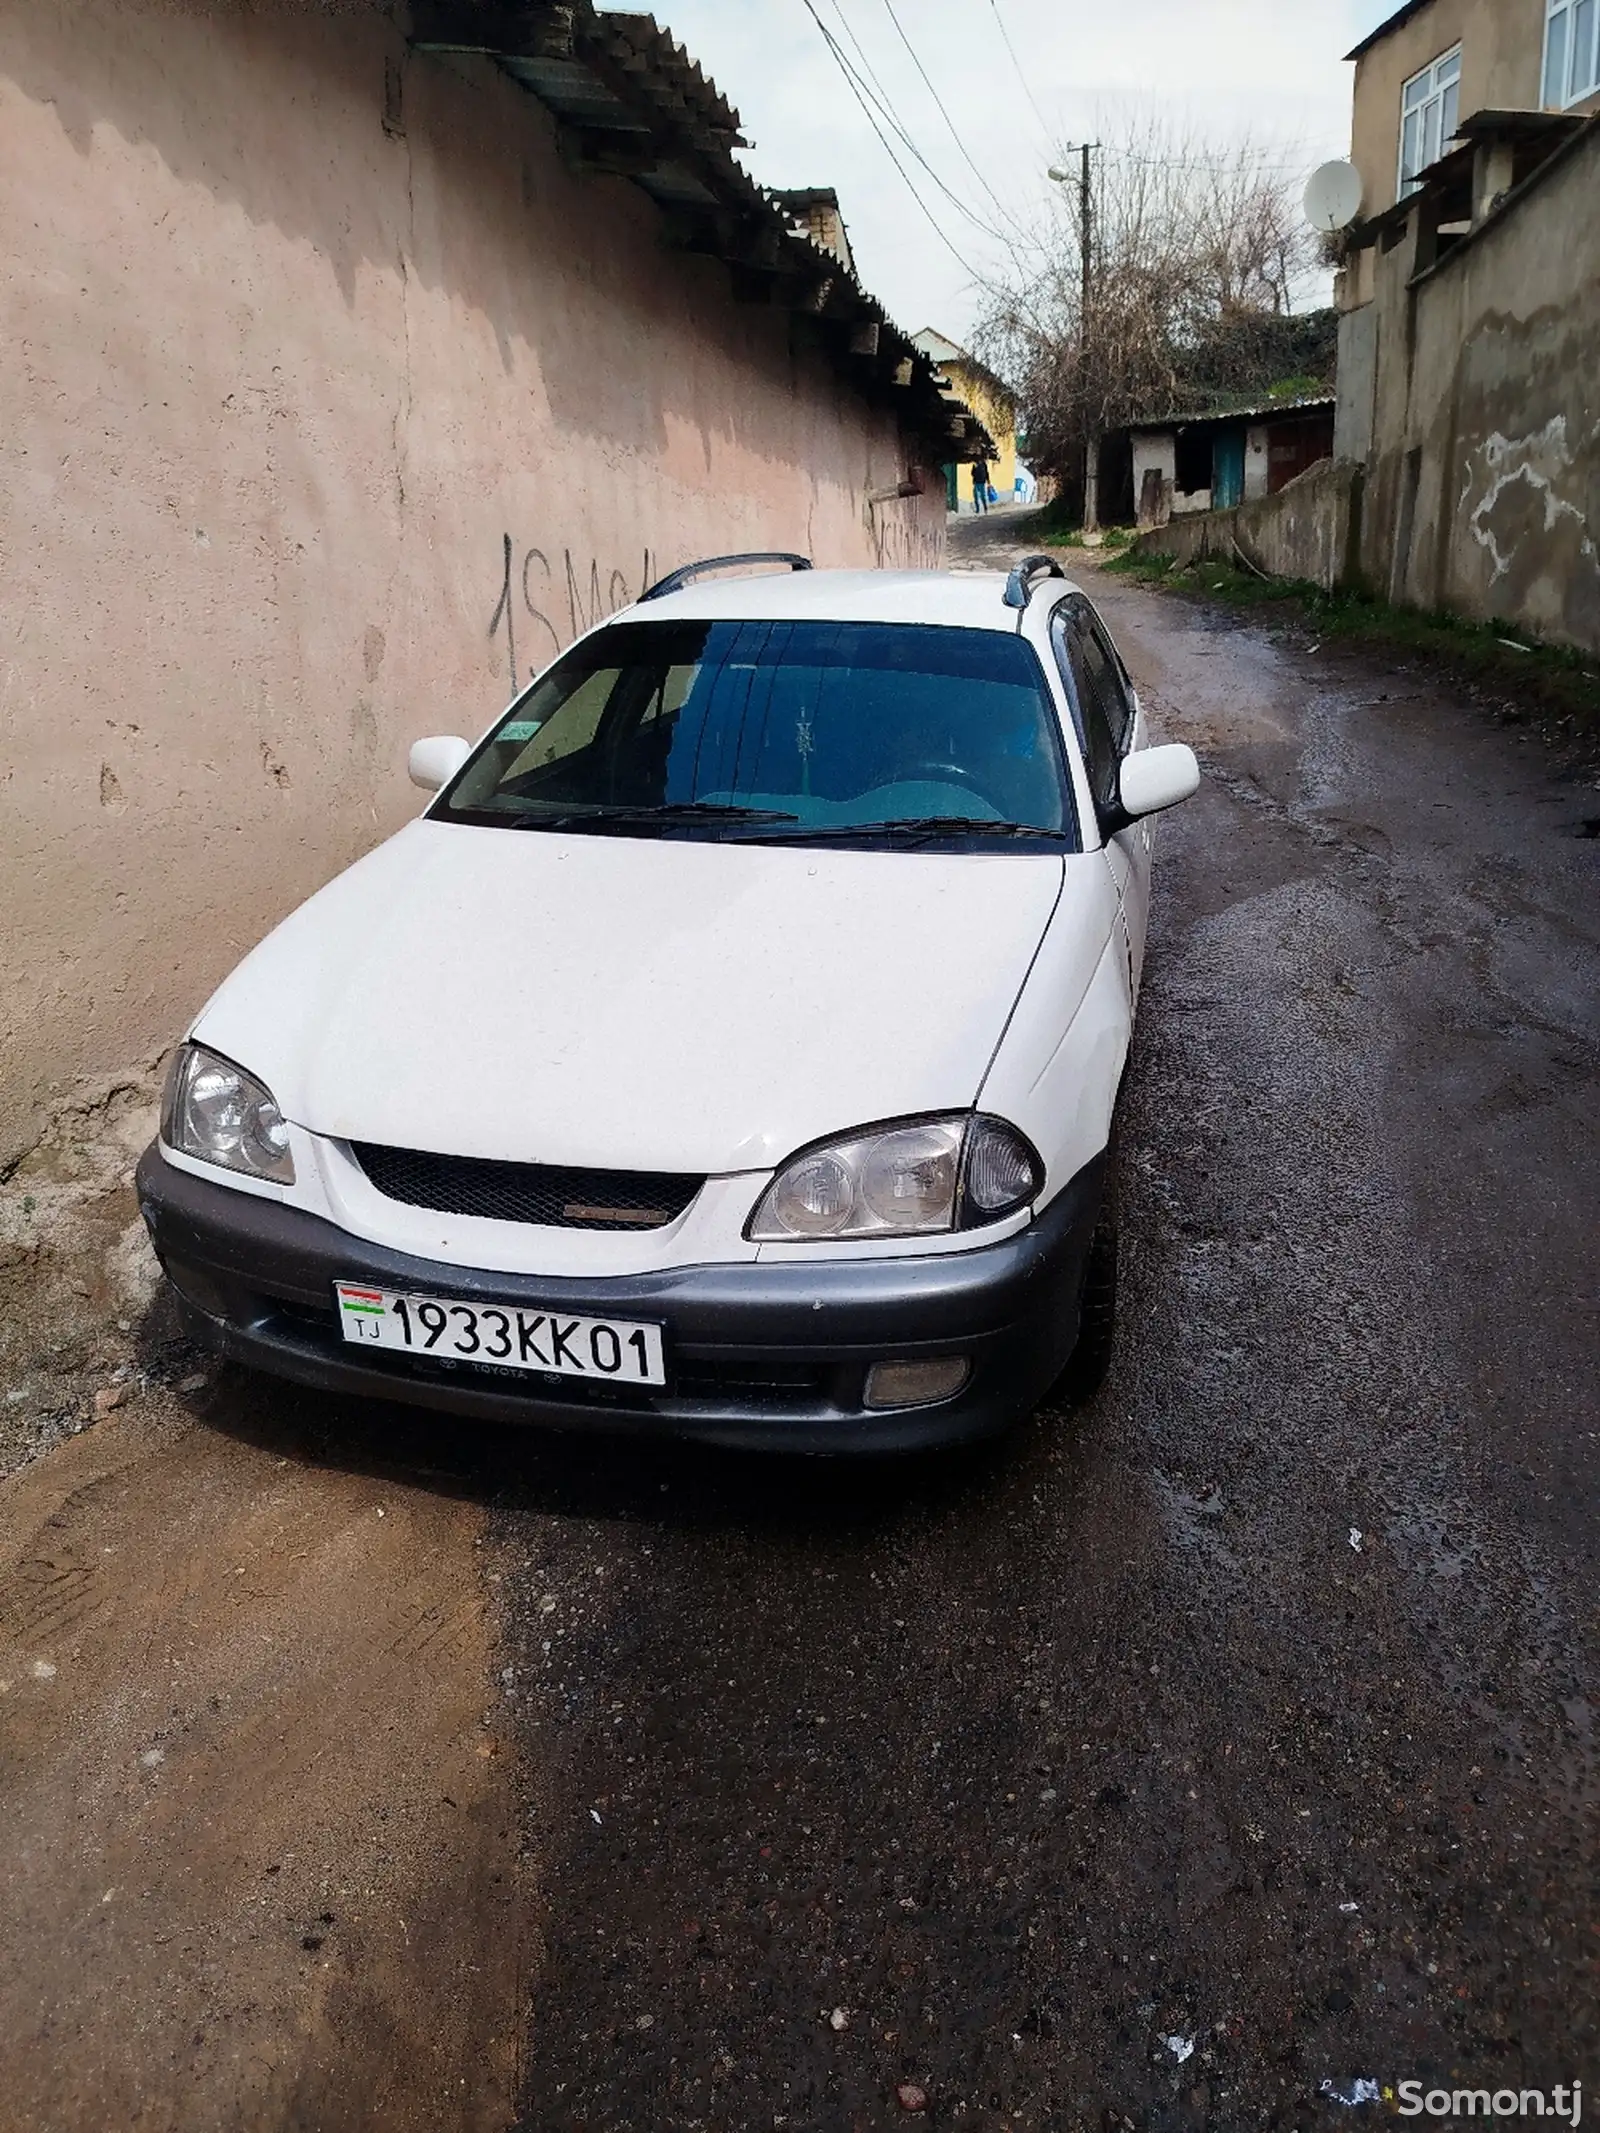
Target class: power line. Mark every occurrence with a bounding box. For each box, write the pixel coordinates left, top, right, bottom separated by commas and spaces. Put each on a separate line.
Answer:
986, 0, 1053, 140
812, 0, 1011, 245
823, 0, 900, 115
797, 0, 990, 279
979, 5, 1307, 181
875, 0, 1034, 246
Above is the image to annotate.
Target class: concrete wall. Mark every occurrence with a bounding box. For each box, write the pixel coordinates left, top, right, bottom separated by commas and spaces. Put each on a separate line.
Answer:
1132, 459, 1364, 595
1151, 124, 1600, 653
0, 0, 946, 1162
1358, 123, 1600, 651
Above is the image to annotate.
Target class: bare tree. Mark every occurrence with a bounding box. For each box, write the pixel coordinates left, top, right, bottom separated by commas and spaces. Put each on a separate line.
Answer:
975, 125, 1325, 519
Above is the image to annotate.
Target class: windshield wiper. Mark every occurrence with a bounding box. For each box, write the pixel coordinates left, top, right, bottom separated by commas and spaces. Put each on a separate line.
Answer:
754, 816, 1070, 845
508, 801, 801, 831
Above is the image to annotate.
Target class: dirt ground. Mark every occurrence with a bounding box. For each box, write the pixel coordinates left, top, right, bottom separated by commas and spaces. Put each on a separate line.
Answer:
1, 518, 1595, 2129
0, 1353, 528, 2129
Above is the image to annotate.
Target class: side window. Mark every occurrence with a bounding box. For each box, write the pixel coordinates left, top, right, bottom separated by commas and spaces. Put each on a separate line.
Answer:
1080, 613, 1134, 755
1048, 605, 1088, 754
1054, 606, 1120, 816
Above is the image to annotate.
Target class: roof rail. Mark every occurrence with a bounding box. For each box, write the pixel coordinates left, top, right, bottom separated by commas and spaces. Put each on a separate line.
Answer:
639, 553, 813, 602
1002, 554, 1067, 610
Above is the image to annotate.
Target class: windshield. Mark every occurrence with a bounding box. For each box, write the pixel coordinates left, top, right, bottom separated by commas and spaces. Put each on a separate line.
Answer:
437, 619, 1079, 849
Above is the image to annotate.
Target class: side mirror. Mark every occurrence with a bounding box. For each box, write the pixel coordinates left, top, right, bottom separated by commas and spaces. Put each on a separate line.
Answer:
1116, 742, 1200, 822
408, 735, 472, 793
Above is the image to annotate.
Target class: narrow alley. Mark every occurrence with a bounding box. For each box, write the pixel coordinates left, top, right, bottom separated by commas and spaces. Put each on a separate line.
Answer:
4, 517, 1594, 2130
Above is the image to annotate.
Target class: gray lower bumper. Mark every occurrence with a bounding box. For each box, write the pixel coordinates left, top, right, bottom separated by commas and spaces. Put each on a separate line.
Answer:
135, 1144, 1105, 1453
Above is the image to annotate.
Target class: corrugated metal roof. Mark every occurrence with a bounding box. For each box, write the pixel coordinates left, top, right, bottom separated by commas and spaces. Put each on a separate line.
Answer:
1125, 395, 1335, 433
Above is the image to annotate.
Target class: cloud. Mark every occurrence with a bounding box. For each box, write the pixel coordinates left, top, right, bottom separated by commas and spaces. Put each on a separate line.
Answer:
622, 0, 1392, 340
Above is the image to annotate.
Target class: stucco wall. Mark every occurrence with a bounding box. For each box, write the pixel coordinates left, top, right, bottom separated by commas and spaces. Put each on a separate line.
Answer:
0, 0, 945, 1162
1359, 124, 1600, 652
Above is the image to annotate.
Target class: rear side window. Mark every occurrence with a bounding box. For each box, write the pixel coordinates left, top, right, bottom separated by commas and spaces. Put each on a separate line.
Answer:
1080, 613, 1135, 754
1051, 605, 1124, 815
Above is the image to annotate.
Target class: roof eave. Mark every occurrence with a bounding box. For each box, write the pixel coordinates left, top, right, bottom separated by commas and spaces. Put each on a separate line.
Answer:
1343, 0, 1436, 64
408, 0, 988, 464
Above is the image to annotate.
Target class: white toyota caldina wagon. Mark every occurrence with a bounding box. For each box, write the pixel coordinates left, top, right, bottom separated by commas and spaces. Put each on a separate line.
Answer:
138, 552, 1198, 1452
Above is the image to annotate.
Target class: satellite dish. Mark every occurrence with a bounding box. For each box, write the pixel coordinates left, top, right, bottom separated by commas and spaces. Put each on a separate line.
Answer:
1304, 160, 1364, 233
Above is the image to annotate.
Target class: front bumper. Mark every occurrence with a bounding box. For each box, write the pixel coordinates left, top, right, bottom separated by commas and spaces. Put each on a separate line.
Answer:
135, 1144, 1105, 1452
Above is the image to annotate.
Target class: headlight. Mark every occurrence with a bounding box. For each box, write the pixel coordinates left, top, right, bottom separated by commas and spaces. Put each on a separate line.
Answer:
161, 1044, 295, 1185
748, 1114, 1041, 1241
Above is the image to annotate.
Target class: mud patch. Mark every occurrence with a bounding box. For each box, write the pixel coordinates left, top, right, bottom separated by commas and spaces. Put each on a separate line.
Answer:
0, 1069, 169, 1475
0, 1390, 528, 2131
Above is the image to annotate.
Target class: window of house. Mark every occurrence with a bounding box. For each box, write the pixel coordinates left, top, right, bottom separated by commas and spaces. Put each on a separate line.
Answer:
1398, 45, 1461, 195
1544, 0, 1600, 107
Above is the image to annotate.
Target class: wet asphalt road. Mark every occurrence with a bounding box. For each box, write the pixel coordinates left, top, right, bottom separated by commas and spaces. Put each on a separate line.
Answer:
7, 526, 1594, 2133
482, 530, 1598, 2130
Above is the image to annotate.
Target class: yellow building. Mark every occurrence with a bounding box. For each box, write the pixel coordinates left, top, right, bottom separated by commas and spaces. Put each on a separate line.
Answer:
912, 329, 1018, 509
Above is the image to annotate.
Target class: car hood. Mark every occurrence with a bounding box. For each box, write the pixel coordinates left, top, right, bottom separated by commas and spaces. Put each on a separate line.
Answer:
193, 819, 1066, 1175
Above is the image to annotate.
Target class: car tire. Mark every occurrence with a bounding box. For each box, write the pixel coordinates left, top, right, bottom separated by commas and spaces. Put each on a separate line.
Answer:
1049, 1137, 1120, 1405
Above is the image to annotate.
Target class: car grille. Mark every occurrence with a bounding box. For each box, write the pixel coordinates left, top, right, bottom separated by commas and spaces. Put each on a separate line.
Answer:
350, 1143, 704, 1231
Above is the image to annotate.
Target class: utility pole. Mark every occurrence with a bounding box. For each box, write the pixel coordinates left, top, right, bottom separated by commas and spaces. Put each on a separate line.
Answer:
1049, 143, 1101, 532
1080, 141, 1098, 534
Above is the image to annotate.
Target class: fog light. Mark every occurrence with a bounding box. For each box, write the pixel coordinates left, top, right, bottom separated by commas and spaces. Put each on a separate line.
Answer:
862, 1357, 971, 1411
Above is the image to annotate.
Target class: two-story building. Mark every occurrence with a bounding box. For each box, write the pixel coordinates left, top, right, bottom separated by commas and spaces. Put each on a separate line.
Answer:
1334, 0, 1600, 652
1348, 0, 1597, 208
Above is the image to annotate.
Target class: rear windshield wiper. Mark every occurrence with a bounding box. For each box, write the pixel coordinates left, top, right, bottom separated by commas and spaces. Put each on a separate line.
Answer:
508, 802, 801, 830
756, 816, 1071, 845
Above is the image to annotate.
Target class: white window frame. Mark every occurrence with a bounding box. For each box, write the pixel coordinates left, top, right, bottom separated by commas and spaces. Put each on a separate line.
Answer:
1544, 0, 1600, 108
1397, 44, 1462, 197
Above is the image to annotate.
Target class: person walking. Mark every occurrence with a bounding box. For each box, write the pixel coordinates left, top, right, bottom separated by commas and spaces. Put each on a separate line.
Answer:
970, 456, 990, 514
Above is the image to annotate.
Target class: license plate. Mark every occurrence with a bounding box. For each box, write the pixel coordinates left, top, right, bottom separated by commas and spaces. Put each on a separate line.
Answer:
333, 1283, 666, 1386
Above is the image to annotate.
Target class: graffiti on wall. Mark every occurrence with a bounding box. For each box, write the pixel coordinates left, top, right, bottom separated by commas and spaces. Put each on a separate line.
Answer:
867, 494, 944, 572
488, 535, 660, 693
1459, 416, 1594, 584
487, 498, 943, 697
1450, 410, 1600, 650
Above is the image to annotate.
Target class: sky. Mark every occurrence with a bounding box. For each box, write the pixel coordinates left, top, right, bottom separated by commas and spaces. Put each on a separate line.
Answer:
615, 0, 1406, 344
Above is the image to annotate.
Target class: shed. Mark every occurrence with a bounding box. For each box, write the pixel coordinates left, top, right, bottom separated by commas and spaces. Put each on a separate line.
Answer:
1125, 398, 1337, 527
